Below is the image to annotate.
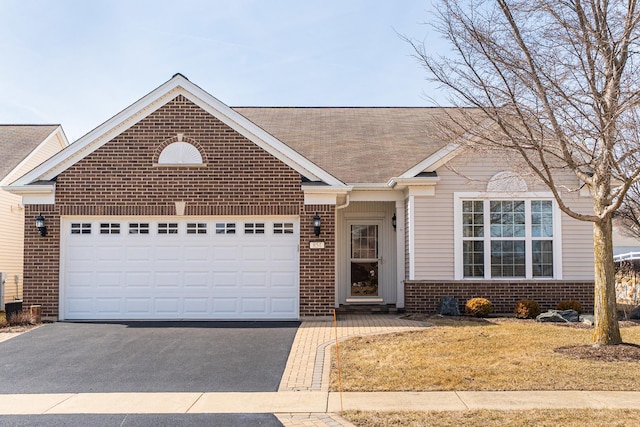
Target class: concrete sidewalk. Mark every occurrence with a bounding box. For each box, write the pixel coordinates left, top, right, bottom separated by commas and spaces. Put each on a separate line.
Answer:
2, 315, 639, 427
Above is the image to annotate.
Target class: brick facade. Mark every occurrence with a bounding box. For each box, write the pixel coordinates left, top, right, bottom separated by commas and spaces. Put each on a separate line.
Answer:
22, 95, 336, 319
404, 280, 594, 314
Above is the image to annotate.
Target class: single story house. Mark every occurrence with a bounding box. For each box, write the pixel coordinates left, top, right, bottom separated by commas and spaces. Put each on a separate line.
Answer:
5, 74, 595, 320
0, 125, 69, 310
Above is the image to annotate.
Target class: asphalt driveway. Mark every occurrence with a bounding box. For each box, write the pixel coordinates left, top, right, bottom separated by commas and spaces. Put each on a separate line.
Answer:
0, 321, 299, 394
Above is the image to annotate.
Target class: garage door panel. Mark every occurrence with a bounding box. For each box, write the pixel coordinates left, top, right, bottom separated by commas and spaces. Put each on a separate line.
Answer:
63, 217, 299, 320
184, 298, 209, 314
242, 298, 267, 314
67, 245, 94, 262
95, 271, 122, 288
66, 272, 94, 289
183, 272, 209, 287
271, 272, 297, 288
155, 272, 181, 287
96, 298, 121, 314
155, 298, 180, 314
271, 298, 296, 314
213, 246, 239, 261
125, 272, 152, 287
126, 246, 153, 262
67, 298, 93, 315
96, 246, 123, 261
270, 245, 297, 262
241, 272, 267, 287
212, 298, 239, 313
125, 298, 152, 314
242, 246, 267, 261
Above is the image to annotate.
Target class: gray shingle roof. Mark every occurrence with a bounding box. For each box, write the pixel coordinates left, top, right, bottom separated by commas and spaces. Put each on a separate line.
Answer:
0, 125, 58, 180
234, 107, 480, 184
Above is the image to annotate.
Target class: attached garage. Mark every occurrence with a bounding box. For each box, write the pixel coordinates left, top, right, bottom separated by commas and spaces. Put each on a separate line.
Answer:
61, 217, 299, 320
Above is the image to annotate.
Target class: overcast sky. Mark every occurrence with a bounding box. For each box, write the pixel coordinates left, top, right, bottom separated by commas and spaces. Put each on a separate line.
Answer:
0, 0, 450, 141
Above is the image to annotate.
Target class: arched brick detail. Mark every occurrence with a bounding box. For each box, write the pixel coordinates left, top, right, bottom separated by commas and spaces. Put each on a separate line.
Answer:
152, 135, 208, 164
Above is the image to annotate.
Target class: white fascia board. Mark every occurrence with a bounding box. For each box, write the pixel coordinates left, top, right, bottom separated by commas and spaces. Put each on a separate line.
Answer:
349, 189, 404, 202
399, 143, 462, 178
303, 185, 352, 205
2, 183, 55, 204
387, 176, 440, 189
12, 75, 346, 189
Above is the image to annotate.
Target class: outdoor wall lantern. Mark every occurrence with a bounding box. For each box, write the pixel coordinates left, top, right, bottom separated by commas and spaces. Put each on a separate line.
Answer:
313, 213, 321, 237
392, 213, 397, 231
35, 214, 47, 237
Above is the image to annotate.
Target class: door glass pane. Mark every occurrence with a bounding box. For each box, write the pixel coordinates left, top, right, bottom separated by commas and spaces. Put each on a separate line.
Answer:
350, 262, 379, 297
351, 225, 378, 259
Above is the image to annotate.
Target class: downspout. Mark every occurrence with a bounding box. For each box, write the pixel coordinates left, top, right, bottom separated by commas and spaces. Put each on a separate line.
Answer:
335, 194, 350, 210
334, 194, 350, 310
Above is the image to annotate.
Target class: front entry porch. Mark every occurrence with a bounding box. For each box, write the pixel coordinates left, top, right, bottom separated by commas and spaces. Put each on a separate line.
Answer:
336, 201, 402, 309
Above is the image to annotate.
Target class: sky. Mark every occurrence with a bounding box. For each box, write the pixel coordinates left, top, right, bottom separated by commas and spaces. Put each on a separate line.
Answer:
0, 0, 450, 141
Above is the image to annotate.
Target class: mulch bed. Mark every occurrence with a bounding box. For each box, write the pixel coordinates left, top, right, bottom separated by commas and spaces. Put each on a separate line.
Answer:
555, 343, 640, 362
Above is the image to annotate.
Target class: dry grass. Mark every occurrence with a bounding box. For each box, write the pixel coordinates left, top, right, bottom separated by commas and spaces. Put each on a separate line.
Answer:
330, 317, 640, 391
342, 409, 640, 427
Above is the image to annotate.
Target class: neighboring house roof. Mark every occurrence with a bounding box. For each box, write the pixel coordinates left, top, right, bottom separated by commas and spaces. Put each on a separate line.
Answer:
234, 107, 480, 184
0, 125, 60, 180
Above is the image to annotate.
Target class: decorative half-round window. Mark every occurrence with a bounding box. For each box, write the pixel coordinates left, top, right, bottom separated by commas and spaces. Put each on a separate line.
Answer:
157, 141, 203, 165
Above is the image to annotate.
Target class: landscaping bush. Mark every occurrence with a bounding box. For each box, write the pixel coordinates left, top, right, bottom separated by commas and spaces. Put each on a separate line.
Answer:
8, 310, 33, 326
556, 300, 583, 314
0, 312, 7, 329
465, 298, 493, 317
514, 299, 541, 319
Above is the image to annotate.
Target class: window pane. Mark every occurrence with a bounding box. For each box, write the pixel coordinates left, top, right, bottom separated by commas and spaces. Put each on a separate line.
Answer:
490, 200, 525, 237
531, 200, 553, 237
463, 240, 484, 277
533, 240, 554, 277
463, 201, 484, 237
491, 240, 525, 277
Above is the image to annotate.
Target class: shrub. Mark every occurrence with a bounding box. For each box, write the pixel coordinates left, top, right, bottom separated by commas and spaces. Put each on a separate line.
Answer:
514, 299, 541, 319
555, 300, 583, 314
0, 313, 7, 329
465, 298, 493, 317
8, 310, 33, 326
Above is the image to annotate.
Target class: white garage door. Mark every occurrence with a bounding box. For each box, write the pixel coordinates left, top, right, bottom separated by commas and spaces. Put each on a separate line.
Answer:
61, 217, 299, 320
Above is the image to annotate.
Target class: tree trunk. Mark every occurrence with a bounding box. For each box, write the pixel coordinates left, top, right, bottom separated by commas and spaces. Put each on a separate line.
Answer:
592, 217, 622, 345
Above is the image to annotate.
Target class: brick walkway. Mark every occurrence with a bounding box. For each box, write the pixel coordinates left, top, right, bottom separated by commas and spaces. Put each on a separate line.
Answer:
275, 314, 431, 426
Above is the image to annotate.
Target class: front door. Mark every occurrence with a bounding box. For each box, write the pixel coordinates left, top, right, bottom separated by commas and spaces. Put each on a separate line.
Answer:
349, 222, 381, 299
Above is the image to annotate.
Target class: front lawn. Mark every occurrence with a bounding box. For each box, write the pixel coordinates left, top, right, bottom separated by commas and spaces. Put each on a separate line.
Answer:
342, 409, 640, 427
330, 317, 640, 391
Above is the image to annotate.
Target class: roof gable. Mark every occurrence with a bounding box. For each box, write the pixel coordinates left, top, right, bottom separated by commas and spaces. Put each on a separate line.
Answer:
12, 74, 345, 188
0, 125, 61, 180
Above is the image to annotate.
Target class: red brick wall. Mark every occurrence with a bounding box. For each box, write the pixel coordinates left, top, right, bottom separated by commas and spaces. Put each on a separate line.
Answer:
404, 280, 594, 314
22, 95, 335, 318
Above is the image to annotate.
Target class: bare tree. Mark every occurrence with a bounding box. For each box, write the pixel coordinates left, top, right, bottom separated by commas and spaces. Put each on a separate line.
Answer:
616, 183, 640, 240
408, 0, 640, 345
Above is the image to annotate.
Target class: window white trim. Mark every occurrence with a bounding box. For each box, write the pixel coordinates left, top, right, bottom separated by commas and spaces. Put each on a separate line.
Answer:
454, 192, 563, 280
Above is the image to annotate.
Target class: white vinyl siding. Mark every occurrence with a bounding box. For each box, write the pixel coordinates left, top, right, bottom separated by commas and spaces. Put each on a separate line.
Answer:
411, 149, 594, 281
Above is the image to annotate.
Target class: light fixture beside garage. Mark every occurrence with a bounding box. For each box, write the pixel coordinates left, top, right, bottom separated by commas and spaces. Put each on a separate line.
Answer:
35, 214, 47, 236
313, 213, 321, 237
392, 213, 397, 231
